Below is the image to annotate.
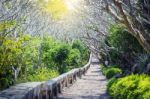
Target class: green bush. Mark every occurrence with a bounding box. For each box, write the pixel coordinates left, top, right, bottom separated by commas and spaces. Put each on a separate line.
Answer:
108, 74, 150, 99
50, 43, 70, 74
101, 65, 122, 79
41, 36, 56, 68
0, 34, 89, 90
27, 68, 59, 81
72, 40, 85, 54
101, 65, 107, 74
0, 78, 9, 90
105, 68, 122, 79
72, 40, 89, 62
107, 77, 117, 90
67, 48, 81, 68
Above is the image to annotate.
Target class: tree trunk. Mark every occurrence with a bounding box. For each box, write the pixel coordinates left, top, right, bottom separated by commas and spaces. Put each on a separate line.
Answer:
106, 0, 150, 53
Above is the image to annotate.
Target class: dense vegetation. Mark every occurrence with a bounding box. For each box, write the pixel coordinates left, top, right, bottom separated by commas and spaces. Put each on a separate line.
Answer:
0, 0, 150, 98
0, 0, 92, 91
100, 24, 150, 99
101, 65, 122, 79
108, 74, 150, 99
0, 32, 89, 90
107, 24, 145, 68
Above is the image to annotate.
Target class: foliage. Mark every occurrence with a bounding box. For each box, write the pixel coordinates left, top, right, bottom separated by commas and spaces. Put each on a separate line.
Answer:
129, 53, 150, 74
50, 44, 70, 64
104, 0, 150, 53
0, 34, 89, 90
136, 54, 150, 68
107, 77, 117, 90
105, 24, 150, 99
67, 48, 81, 66
107, 24, 144, 67
105, 68, 122, 79
27, 68, 59, 81
0, 78, 9, 90
65, 48, 81, 71
108, 74, 150, 99
108, 49, 122, 65
44, 0, 68, 19
101, 65, 122, 79
41, 36, 56, 69
0, 34, 30, 89
72, 40, 89, 62
0, 20, 16, 32
108, 24, 143, 53
50, 43, 70, 74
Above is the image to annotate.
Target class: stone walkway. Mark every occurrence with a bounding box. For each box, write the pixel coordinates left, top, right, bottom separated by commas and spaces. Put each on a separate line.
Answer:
57, 58, 109, 99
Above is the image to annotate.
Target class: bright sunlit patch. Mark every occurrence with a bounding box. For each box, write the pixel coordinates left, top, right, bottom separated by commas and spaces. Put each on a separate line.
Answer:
65, 0, 80, 11
44, 0, 68, 19
43, 0, 81, 19
44, 0, 49, 2
66, 2, 75, 10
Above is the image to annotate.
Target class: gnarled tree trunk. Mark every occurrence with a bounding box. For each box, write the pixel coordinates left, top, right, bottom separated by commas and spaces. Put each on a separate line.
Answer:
104, 0, 150, 53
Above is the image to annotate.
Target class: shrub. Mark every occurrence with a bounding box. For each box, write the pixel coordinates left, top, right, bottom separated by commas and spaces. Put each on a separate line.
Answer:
101, 65, 122, 79
105, 68, 122, 79
0, 78, 9, 90
72, 40, 89, 61
50, 43, 70, 74
67, 48, 81, 68
72, 40, 85, 54
108, 74, 150, 99
0, 34, 89, 90
107, 77, 117, 90
27, 68, 59, 81
101, 65, 108, 75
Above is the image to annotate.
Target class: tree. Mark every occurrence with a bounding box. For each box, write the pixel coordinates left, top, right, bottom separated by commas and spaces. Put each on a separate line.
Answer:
103, 0, 150, 53
107, 24, 144, 66
50, 44, 70, 74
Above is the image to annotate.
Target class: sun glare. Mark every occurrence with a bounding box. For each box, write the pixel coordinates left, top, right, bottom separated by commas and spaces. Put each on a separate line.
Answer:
44, 0, 81, 19
66, 2, 75, 10
65, 0, 80, 11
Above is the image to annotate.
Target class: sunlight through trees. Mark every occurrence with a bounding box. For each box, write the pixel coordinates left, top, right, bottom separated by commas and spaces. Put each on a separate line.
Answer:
0, 0, 149, 98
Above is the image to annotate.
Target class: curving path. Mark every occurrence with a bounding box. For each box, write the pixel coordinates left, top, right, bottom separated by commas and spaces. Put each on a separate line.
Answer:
57, 57, 109, 99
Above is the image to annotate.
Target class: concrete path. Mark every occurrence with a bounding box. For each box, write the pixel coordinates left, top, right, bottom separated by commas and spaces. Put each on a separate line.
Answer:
57, 58, 109, 99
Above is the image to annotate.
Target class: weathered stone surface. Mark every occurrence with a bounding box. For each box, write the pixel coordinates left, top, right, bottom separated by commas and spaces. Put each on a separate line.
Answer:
57, 57, 109, 99
0, 82, 43, 99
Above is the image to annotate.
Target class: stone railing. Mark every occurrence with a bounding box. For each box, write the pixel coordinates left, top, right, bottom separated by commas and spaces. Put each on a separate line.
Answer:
0, 54, 92, 99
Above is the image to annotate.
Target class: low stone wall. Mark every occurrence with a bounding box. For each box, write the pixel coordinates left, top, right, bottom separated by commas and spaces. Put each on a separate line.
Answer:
0, 55, 92, 99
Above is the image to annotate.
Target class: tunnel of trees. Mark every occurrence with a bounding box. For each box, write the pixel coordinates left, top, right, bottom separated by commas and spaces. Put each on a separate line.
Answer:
0, 0, 150, 98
